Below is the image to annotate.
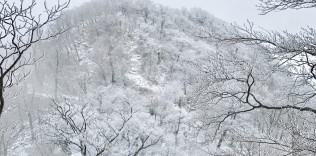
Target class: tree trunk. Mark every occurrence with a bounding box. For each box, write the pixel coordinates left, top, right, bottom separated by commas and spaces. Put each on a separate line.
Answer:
0, 80, 4, 117
217, 129, 227, 148
28, 111, 36, 140
108, 46, 115, 83
55, 50, 60, 100
1, 134, 7, 156
0, 93, 4, 117
157, 52, 161, 65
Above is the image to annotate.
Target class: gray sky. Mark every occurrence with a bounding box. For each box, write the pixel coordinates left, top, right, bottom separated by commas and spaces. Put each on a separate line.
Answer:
69, 0, 316, 33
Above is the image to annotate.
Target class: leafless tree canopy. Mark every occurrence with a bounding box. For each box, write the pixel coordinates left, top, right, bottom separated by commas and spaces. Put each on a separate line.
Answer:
4, 0, 316, 155
258, 0, 316, 14
200, 0, 316, 154
0, 0, 70, 117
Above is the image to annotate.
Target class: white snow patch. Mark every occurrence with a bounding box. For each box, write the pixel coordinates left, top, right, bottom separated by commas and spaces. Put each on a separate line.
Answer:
71, 152, 82, 156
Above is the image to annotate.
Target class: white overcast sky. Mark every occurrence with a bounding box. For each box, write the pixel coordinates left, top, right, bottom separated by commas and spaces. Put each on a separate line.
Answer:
69, 0, 316, 33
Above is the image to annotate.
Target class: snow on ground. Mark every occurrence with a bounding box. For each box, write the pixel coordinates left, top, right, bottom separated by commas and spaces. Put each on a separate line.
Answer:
71, 152, 82, 156
125, 41, 161, 92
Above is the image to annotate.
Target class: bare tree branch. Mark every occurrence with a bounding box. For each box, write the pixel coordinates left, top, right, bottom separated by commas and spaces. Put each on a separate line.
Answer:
258, 0, 316, 15
0, 0, 70, 117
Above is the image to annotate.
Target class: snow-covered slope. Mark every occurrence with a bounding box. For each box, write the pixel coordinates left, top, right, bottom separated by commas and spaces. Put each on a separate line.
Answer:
1, 0, 289, 156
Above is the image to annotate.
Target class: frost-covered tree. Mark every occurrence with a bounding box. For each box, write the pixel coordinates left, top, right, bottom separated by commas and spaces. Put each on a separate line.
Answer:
191, 0, 316, 155
0, 0, 70, 117
43, 87, 163, 156
3, 0, 288, 155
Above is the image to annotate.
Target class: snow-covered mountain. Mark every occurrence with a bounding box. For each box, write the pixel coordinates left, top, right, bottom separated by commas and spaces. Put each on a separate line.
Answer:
0, 0, 307, 156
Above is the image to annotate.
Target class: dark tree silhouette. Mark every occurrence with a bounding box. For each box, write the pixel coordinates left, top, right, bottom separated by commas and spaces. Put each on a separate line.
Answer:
0, 0, 70, 116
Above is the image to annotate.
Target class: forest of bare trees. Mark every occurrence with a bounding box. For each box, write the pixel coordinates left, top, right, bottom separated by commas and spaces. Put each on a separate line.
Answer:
1, 0, 316, 155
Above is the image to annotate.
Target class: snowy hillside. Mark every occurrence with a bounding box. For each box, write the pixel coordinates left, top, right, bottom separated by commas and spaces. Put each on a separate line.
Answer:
0, 0, 313, 156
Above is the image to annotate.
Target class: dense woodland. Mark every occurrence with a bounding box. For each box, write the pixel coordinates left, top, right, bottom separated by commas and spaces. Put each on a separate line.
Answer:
1, 0, 316, 155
